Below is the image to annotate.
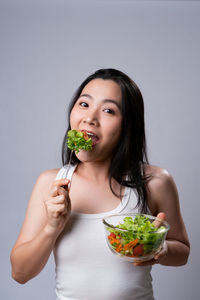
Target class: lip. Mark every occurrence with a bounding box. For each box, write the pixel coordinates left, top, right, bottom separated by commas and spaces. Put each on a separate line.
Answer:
80, 129, 100, 146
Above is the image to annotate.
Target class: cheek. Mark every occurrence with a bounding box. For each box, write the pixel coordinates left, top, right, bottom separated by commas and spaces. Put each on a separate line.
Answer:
69, 108, 79, 128
105, 119, 122, 141
112, 129, 122, 144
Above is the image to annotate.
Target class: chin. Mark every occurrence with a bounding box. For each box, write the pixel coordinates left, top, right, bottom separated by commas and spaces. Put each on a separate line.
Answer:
75, 150, 94, 162
76, 150, 111, 164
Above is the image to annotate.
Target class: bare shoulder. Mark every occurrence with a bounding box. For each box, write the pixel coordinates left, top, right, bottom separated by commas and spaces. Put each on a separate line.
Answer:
144, 164, 171, 179
144, 164, 175, 191
33, 168, 61, 197
37, 168, 60, 184
144, 164, 178, 214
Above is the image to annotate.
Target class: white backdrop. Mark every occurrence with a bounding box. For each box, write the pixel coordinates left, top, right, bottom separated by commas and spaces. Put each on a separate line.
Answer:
1, 0, 199, 299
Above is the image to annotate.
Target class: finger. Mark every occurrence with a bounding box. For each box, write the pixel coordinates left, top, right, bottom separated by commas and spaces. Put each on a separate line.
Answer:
57, 186, 68, 196
154, 241, 168, 260
53, 178, 70, 188
49, 185, 61, 197
56, 179, 70, 195
50, 180, 70, 197
48, 194, 66, 205
48, 203, 66, 216
133, 258, 156, 267
49, 197, 71, 211
153, 212, 166, 228
55, 204, 66, 213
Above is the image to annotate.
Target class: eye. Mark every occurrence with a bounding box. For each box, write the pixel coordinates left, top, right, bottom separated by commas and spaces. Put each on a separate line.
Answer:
103, 108, 115, 115
79, 101, 88, 108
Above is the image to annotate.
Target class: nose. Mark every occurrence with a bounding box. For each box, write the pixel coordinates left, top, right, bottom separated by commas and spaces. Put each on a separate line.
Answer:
82, 109, 99, 126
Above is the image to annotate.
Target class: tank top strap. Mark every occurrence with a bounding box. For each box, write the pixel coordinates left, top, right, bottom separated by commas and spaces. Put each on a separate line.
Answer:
55, 164, 77, 181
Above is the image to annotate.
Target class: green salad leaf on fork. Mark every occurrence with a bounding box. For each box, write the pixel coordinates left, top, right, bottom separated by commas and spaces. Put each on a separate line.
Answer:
67, 130, 93, 153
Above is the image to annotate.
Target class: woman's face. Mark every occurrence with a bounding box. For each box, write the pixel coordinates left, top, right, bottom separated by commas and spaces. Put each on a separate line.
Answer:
70, 78, 123, 163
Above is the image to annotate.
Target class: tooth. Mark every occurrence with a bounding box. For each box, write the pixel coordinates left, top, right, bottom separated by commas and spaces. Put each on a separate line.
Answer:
87, 132, 94, 136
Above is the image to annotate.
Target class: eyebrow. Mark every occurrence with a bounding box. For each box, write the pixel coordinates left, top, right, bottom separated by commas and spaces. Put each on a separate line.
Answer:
79, 93, 121, 110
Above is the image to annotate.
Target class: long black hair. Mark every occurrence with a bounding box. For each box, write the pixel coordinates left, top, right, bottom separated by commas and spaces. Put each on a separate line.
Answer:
62, 68, 150, 213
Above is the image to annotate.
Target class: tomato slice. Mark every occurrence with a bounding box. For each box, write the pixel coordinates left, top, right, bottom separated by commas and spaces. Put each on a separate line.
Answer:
109, 232, 116, 239
133, 244, 144, 256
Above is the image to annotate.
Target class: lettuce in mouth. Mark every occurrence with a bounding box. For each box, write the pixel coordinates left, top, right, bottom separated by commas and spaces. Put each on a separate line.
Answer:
67, 130, 93, 153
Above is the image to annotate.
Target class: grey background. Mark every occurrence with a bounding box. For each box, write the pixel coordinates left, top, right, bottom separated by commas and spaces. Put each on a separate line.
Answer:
1, 0, 199, 299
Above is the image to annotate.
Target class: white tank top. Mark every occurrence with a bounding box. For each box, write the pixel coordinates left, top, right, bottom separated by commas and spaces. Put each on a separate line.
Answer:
54, 165, 155, 300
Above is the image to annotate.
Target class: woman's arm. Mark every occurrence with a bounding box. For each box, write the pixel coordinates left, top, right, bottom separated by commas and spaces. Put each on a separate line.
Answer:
134, 166, 190, 267
10, 169, 70, 284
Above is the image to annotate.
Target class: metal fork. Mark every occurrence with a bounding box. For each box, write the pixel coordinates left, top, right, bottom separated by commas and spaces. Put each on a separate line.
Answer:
65, 150, 74, 180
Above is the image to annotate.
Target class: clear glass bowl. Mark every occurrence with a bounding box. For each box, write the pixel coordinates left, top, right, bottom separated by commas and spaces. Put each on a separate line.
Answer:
102, 213, 170, 262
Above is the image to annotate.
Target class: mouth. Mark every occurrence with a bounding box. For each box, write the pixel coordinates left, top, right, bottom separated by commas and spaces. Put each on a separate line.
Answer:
81, 130, 100, 146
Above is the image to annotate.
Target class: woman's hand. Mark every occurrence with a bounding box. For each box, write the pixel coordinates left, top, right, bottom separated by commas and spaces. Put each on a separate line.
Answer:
133, 212, 168, 267
44, 178, 71, 237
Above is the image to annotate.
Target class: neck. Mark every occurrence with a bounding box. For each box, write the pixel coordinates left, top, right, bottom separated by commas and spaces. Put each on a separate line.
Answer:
76, 160, 111, 183
75, 160, 124, 199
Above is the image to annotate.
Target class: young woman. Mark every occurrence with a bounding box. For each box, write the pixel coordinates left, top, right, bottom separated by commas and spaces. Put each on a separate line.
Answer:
10, 68, 190, 300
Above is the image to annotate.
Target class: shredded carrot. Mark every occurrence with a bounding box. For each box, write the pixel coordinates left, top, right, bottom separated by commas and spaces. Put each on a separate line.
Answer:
109, 237, 121, 245
83, 132, 89, 140
124, 238, 139, 250
115, 244, 123, 252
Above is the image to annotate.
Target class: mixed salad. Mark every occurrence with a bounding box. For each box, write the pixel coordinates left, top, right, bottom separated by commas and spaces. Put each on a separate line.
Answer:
107, 215, 166, 258
67, 130, 93, 153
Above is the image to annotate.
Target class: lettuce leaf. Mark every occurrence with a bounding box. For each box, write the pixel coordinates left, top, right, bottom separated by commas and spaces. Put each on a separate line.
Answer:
67, 130, 93, 153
